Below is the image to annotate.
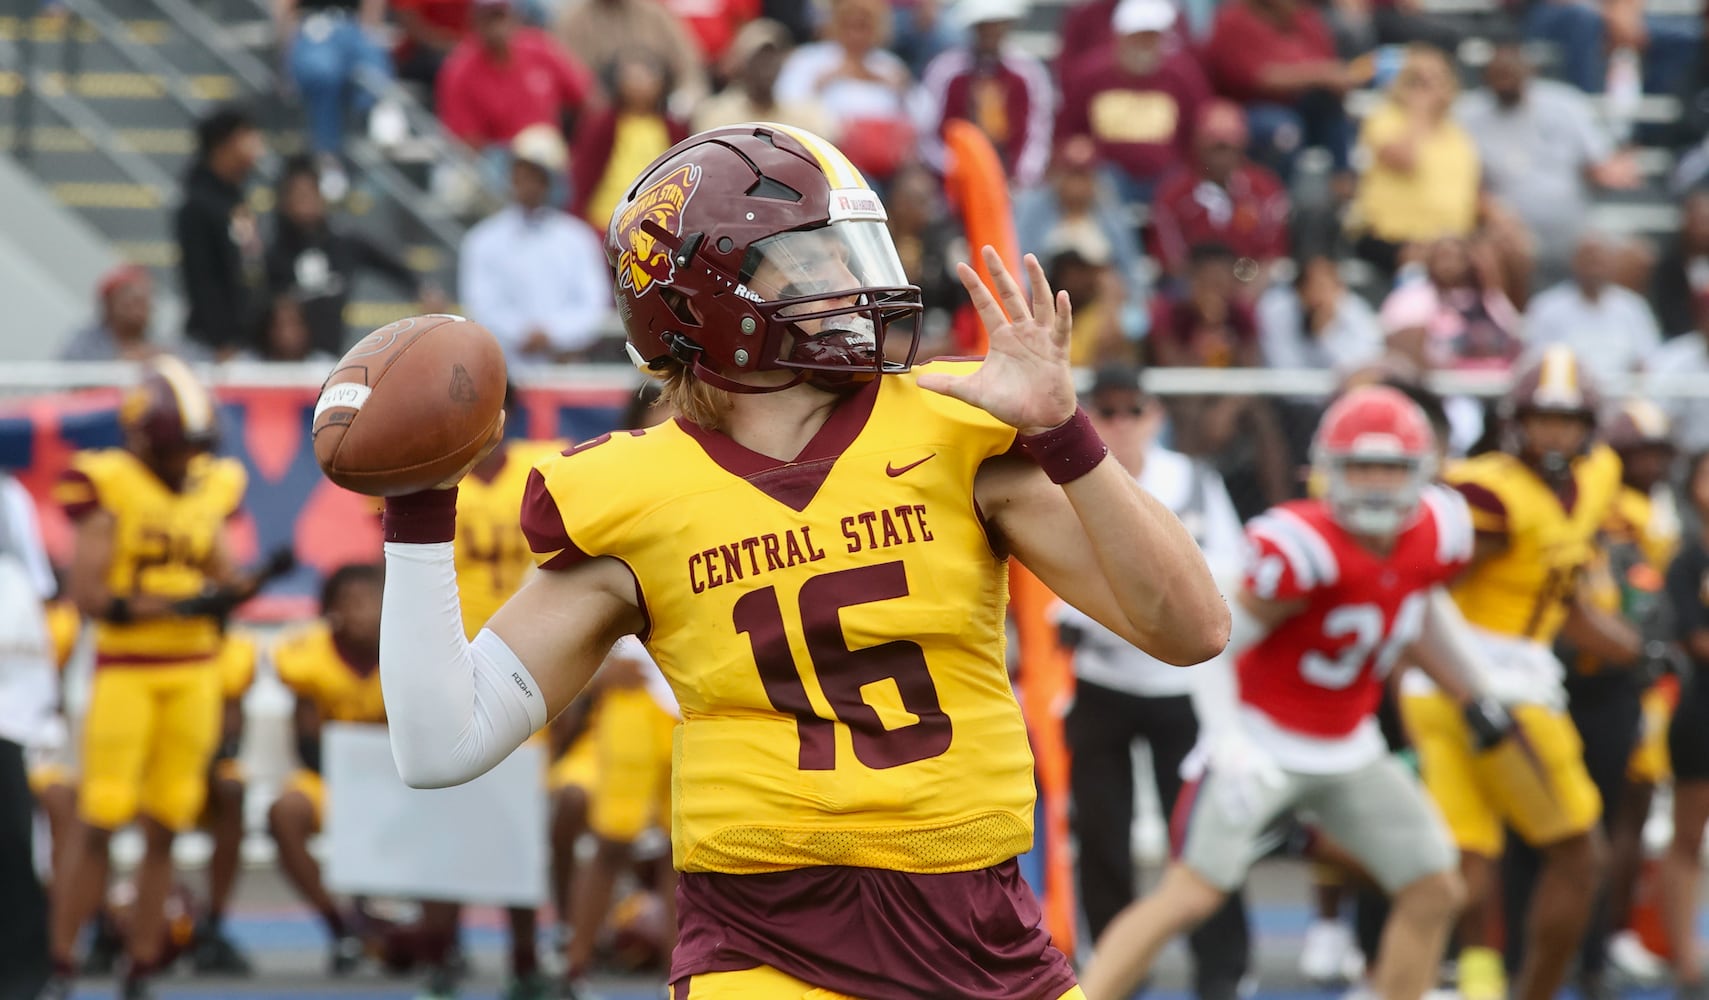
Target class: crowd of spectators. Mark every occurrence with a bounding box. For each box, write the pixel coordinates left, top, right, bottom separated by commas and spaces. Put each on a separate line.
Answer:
62, 0, 1709, 505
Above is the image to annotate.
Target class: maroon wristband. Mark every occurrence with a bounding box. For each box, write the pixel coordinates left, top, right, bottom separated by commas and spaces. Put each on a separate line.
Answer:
383, 488, 458, 543
1017, 408, 1108, 485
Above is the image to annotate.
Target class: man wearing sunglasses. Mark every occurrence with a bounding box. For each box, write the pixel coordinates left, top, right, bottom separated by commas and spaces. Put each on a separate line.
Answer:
1056, 365, 1254, 1000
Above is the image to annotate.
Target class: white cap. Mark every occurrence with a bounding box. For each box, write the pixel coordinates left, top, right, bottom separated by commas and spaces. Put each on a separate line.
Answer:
510, 123, 568, 174
952, 0, 1029, 29
1112, 0, 1177, 34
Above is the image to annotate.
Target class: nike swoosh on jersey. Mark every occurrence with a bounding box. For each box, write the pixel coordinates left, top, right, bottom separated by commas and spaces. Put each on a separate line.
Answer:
886, 454, 936, 477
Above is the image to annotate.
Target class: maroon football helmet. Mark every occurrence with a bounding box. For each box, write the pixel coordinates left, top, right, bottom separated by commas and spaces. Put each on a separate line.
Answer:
606, 123, 923, 393
1499, 345, 1601, 481
118, 356, 217, 489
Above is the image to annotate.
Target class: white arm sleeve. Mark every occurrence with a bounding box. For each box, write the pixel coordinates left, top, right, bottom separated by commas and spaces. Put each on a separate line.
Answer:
380, 541, 548, 788
1421, 585, 1496, 698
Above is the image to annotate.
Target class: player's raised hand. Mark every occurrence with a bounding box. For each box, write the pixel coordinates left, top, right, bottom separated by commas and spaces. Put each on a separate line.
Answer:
916, 246, 1077, 436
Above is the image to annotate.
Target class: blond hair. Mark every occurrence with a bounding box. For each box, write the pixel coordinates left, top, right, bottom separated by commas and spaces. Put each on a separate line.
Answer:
654, 362, 732, 430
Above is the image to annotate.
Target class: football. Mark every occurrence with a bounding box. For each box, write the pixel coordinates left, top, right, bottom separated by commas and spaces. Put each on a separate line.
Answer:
313, 314, 508, 496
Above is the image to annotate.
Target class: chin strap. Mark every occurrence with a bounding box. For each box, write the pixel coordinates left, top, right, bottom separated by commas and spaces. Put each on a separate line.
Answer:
690, 356, 807, 395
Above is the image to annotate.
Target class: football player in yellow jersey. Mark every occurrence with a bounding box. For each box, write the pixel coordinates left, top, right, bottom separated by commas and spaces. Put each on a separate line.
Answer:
1574, 401, 1682, 988
267, 562, 386, 975
45, 358, 289, 1000
1399, 346, 1657, 1000
188, 629, 259, 976
373, 124, 1228, 1000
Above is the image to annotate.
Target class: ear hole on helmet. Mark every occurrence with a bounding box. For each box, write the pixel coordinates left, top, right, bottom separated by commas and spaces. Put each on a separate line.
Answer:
746, 176, 802, 202
660, 288, 703, 328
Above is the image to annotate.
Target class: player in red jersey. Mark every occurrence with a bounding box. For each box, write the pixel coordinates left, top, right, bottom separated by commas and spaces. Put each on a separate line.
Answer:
1081, 386, 1517, 1000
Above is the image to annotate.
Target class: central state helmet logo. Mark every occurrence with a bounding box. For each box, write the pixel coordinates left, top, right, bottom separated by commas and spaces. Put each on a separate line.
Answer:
615, 163, 703, 298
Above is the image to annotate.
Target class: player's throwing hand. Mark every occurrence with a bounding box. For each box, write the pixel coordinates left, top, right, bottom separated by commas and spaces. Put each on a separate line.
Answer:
916, 246, 1078, 436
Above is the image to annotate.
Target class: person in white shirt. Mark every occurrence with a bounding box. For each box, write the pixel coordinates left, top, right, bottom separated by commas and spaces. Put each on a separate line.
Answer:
1057, 365, 1253, 1000
1650, 306, 1709, 454
1523, 231, 1661, 374
0, 474, 58, 1000
1257, 254, 1385, 374
458, 124, 613, 366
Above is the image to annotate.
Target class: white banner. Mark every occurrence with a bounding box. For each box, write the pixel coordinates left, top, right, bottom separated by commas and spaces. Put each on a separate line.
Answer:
322, 723, 547, 906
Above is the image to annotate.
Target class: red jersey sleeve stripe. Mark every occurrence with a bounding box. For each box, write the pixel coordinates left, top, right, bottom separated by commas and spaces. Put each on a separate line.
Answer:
520, 467, 590, 572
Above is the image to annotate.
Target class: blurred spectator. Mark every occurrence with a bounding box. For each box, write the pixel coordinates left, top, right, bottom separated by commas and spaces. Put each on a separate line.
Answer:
1457, 41, 1640, 286
763, 0, 815, 42
574, 53, 691, 229
1256, 254, 1384, 371
460, 126, 613, 366
890, 0, 964, 78
1050, 241, 1133, 365
774, 0, 916, 184
390, 0, 472, 89
256, 295, 338, 363
1015, 136, 1150, 312
556, 0, 709, 117
915, 0, 1054, 188
1150, 99, 1290, 294
1379, 235, 1522, 371
1650, 294, 1709, 453
1524, 0, 1699, 97
1056, 0, 1209, 205
437, 0, 595, 159
1200, 0, 1358, 181
692, 19, 837, 136
60, 266, 161, 361
1334, 0, 1463, 53
1670, 40, 1709, 186
267, 156, 447, 357
175, 106, 268, 361
1523, 231, 1661, 373
276, 0, 392, 198
1148, 242, 1260, 368
885, 164, 966, 351
1653, 189, 1709, 337
655, 0, 761, 66
1058, 0, 1202, 64
1349, 45, 1479, 277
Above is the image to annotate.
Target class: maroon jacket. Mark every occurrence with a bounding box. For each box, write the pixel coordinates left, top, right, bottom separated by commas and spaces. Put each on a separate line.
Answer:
570, 110, 691, 223
918, 45, 1056, 186
1057, 48, 1211, 188
1150, 162, 1291, 277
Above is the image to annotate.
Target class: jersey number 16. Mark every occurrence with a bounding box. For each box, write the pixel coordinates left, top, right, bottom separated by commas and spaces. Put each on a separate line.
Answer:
735, 560, 953, 771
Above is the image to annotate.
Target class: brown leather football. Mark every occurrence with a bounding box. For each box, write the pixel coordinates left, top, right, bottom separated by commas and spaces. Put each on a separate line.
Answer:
313, 314, 508, 496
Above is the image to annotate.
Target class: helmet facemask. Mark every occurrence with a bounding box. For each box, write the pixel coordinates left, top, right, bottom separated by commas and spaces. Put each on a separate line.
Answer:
1316, 453, 1435, 539
741, 222, 923, 391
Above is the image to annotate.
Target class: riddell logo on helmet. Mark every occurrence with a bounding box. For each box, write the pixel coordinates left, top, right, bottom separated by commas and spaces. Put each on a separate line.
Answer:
616, 163, 703, 298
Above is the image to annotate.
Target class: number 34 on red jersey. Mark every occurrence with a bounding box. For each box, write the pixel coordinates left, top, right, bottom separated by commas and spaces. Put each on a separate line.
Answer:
1238, 485, 1475, 740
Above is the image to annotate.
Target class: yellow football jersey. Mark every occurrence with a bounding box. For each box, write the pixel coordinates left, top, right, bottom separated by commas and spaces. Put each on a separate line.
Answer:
1570, 486, 1680, 674
45, 601, 83, 670
522, 362, 1034, 876
1448, 444, 1623, 644
273, 622, 386, 724
55, 450, 246, 665
455, 440, 568, 639
216, 631, 259, 701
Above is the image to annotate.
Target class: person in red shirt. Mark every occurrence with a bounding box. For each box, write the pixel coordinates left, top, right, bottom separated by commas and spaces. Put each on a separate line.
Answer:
655, 0, 761, 67
1200, 0, 1363, 181
1150, 100, 1290, 295
435, 0, 596, 156
1057, 0, 1210, 205
391, 0, 472, 89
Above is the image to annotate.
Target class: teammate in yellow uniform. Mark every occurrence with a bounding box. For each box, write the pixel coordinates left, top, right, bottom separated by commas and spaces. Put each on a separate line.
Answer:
266, 562, 386, 975
189, 629, 260, 975
374, 124, 1227, 1000
1573, 400, 1682, 989
30, 600, 88, 897
45, 358, 283, 1000
417, 388, 566, 1000
1399, 346, 1653, 1000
